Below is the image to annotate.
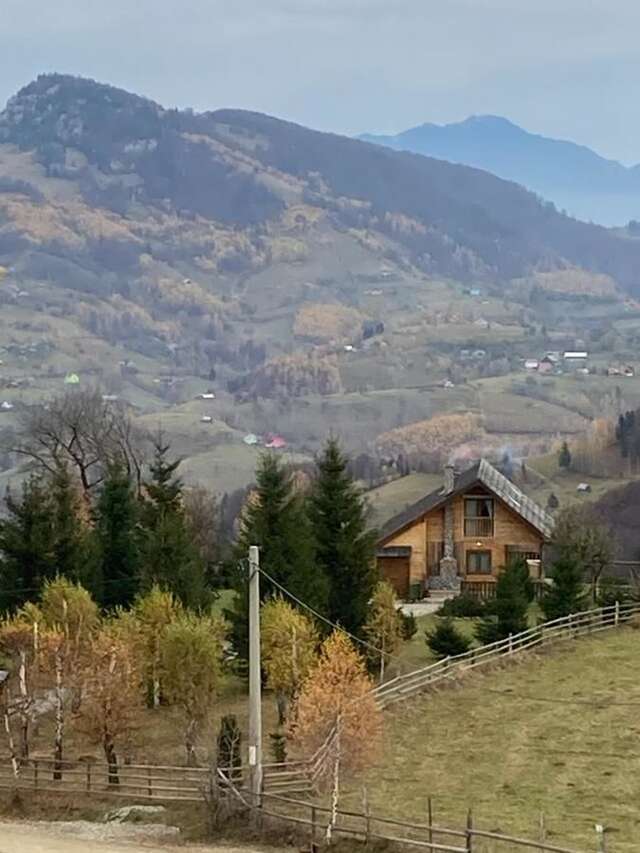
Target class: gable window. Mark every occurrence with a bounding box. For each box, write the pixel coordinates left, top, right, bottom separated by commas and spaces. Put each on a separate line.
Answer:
464, 497, 494, 537
466, 550, 492, 574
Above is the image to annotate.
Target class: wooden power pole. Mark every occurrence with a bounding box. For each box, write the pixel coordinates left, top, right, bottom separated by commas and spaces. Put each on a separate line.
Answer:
248, 545, 263, 807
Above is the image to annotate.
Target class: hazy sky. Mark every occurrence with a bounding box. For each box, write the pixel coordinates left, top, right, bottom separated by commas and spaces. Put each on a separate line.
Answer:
1, 0, 638, 163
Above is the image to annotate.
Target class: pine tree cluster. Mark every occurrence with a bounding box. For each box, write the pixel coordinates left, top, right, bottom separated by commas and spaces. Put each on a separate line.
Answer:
227, 438, 378, 662
0, 437, 208, 612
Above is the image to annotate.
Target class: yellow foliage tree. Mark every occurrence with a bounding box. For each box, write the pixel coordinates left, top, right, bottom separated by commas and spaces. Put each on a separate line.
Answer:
364, 581, 403, 680
261, 598, 318, 724
132, 585, 183, 708
160, 613, 226, 766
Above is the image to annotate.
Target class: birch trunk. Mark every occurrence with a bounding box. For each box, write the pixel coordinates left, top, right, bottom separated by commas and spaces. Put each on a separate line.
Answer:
18, 650, 29, 759
325, 724, 341, 844
3, 708, 19, 778
185, 718, 198, 767
53, 650, 64, 780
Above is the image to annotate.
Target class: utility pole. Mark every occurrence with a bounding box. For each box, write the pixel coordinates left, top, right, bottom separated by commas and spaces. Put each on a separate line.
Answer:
248, 545, 262, 808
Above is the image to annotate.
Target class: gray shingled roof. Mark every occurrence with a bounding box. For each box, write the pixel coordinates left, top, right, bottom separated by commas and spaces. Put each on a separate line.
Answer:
378, 459, 554, 543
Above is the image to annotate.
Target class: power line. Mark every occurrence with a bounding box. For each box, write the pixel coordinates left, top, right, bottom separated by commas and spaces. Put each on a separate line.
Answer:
258, 565, 402, 663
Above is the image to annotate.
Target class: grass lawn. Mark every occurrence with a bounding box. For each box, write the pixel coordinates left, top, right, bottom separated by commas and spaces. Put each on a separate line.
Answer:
343, 626, 640, 852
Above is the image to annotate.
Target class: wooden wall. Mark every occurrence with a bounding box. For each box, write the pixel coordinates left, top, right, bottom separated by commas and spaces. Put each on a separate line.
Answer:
379, 492, 544, 587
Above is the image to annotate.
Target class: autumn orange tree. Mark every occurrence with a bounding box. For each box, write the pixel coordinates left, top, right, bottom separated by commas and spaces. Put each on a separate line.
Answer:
261, 597, 318, 725
289, 630, 382, 839
74, 623, 144, 785
288, 630, 382, 777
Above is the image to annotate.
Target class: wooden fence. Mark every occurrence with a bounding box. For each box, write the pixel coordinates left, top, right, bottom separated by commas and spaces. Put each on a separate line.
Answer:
220, 773, 588, 853
373, 600, 639, 708
460, 579, 546, 601
1, 601, 636, 850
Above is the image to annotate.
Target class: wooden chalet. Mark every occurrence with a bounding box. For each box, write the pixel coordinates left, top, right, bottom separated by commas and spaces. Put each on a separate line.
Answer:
376, 459, 554, 599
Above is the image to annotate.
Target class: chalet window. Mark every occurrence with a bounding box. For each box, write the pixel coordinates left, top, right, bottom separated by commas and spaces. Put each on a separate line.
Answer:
466, 550, 492, 574
464, 498, 494, 537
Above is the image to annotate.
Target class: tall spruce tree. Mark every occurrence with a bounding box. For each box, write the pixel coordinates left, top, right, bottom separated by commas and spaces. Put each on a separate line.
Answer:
475, 560, 530, 644
309, 438, 377, 636
139, 438, 208, 609
49, 464, 92, 585
540, 555, 587, 621
0, 474, 57, 611
229, 453, 325, 662
93, 463, 141, 609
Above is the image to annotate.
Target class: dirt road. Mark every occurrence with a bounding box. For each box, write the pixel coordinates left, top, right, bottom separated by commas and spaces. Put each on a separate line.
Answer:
0, 821, 266, 853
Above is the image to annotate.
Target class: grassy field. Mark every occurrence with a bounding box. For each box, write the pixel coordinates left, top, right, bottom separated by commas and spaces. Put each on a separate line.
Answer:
343, 627, 640, 851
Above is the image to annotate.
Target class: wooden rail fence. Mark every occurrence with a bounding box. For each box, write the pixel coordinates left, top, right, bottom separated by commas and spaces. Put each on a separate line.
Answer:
219, 772, 588, 853
1, 602, 635, 850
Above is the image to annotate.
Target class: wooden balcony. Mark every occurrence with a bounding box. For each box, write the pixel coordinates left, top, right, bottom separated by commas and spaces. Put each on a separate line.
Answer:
463, 517, 494, 537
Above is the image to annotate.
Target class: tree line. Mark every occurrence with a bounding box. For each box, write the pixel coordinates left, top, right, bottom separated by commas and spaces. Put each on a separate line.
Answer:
1, 390, 387, 663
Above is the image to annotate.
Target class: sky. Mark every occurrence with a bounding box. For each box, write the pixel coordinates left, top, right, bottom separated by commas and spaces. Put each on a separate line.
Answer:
1, 0, 639, 163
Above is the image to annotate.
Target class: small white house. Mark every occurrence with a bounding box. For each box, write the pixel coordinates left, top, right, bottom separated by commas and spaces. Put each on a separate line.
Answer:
524, 359, 539, 370
576, 482, 592, 493
200, 415, 213, 424
0, 401, 14, 411
563, 351, 588, 361
197, 392, 216, 400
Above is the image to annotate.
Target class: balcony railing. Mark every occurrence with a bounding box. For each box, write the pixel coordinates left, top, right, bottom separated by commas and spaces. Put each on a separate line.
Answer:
464, 517, 494, 537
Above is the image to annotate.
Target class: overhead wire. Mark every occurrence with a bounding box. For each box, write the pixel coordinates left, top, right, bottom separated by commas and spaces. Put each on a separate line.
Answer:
257, 564, 406, 663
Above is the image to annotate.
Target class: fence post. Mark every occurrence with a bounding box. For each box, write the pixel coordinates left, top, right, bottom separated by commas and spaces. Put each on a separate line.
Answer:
362, 785, 371, 846
147, 765, 153, 798
465, 808, 473, 852
508, 633, 513, 655
86, 762, 92, 793
595, 822, 606, 852
311, 805, 317, 853
427, 797, 433, 847
33, 759, 38, 791
615, 600, 620, 627
539, 811, 546, 842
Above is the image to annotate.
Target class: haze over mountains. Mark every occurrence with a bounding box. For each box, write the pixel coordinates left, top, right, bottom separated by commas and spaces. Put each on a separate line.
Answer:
3, 74, 640, 497
360, 116, 640, 227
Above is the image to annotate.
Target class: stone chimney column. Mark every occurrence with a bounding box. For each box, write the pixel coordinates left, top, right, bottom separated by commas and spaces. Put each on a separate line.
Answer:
437, 462, 460, 590
444, 463, 455, 494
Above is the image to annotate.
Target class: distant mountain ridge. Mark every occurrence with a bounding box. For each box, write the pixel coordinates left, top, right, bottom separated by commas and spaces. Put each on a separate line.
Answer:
1, 72, 640, 367
359, 116, 640, 226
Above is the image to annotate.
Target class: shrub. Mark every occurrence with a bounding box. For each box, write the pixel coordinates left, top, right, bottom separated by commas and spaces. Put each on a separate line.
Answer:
596, 577, 634, 608
398, 610, 417, 640
437, 593, 486, 618
426, 618, 471, 659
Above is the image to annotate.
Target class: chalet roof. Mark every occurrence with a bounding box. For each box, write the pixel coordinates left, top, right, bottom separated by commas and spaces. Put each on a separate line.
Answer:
378, 459, 554, 543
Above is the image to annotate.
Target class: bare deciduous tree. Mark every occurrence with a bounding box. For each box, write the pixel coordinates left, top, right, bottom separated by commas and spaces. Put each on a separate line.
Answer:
12, 389, 147, 497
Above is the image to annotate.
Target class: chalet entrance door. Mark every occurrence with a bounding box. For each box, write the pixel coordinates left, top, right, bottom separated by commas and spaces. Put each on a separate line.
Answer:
379, 555, 411, 599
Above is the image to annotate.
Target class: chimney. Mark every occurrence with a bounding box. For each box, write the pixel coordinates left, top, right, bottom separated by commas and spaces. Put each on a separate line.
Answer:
443, 463, 456, 494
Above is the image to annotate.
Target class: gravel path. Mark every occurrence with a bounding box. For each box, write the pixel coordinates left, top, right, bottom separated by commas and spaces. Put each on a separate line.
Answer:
0, 820, 270, 853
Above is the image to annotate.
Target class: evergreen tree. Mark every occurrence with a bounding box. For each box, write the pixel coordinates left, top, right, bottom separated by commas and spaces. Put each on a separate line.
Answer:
139, 438, 208, 609
0, 474, 56, 611
540, 555, 587, 621
50, 465, 92, 584
546, 492, 559, 511
309, 438, 378, 636
475, 561, 530, 644
93, 463, 141, 609
426, 618, 471, 659
229, 453, 325, 662
558, 441, 572, 470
